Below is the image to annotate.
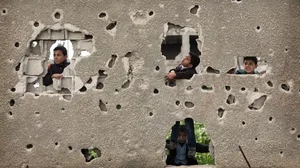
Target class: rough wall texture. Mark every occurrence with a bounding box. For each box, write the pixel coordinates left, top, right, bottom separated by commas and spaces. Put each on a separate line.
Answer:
1, 0, 300, 168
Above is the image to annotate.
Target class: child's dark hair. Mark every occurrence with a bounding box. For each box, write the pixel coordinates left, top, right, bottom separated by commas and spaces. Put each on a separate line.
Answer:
189, 52, 200, 68
244, 56, 257, 65
179, 125, 186, 133
54, 45, 68, 56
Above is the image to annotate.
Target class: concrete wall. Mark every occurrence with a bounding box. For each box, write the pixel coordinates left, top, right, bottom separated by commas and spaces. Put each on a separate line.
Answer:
1, 0, 300, 167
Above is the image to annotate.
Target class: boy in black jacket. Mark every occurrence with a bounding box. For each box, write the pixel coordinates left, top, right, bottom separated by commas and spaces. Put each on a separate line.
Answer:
166, 121, 209, 166
43, 46, 70, 86
165, 52, 200, 81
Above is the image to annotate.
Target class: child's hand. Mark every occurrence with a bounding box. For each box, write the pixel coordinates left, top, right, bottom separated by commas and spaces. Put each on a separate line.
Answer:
51, 74, 63, 79
166, 72, 176, 80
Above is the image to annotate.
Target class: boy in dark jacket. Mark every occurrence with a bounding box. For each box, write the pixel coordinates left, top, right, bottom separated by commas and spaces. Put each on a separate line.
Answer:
166, 121, 209, 166
43, 46, 70, 86
165, 52, 200, 81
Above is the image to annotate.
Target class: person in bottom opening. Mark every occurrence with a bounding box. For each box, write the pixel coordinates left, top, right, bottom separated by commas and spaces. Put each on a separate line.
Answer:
43, 45, 70, 86
235, 56, 259, 74
165, 52, 200, 81
166, 119, 209, 166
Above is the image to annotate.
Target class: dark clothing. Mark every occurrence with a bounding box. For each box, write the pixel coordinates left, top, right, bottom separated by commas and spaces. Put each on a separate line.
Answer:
43, 60, 70, 86
166, 120, 209, 166
235, 69, 259, 74
169, 65, 197, 79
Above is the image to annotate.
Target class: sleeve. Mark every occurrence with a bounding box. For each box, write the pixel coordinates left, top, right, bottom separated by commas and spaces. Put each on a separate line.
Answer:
175, 69, 195, 79
235, 69, 243, 74
196, 143, 209, 153
43, 65, 53, 86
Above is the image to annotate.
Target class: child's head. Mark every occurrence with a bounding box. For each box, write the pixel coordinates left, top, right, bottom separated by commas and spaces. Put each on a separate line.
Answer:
181, 52, 200, 68
243, 56, 258, 74
177, 125, 187, 143
53, 46, 68, 64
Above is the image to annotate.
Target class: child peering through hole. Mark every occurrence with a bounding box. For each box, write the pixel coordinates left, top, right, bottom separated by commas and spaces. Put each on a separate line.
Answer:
43, 46, 70, 86
165, 52, 200, 86
235, 56, 266, 75
166, 119, 212, 166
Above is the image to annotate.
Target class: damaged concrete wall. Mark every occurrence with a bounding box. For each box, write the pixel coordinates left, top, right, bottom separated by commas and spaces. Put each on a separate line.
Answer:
1, 0, 300, 167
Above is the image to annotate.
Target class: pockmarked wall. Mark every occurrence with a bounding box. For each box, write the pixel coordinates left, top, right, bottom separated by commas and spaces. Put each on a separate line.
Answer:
1, 0, 300, 167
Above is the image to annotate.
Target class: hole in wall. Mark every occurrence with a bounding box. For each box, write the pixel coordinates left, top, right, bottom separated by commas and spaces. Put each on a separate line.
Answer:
15, 42, 20, 47
254, 88, 258, 92
149, 112, 153, 116
202, 85, 213, 91
240, 87, 246, 91
175, 101, 180, 106
116, 104, 121, 109
267, 81, 273, 87
1, 8, 7, 15
10, 99, 15, 106
99, 12, 107, 18
297, 135, 300, 140
54, 12, 61, 19
79, 86, 87, 92
206, 67, 220, 74
106, 21, 117, 30
161, 35, 182, 60
8, 111, 13, 116
155, 66, 160, 71
15, 62, 21, 71
256, 26, 261, 32
96, 70, 107, 90
10, 88, 16, 92
281, 84, 290, 92
61, 108, 65, 112
81, 147, 101, 162
186, 86, 193, 91
108, 54, 117, 68
184, 101, 194, 108
285, 48, 288, 52
33, 21, 39, 27
225, 86, 231, 91
218, 108, 225, 118
190, 5, 199, 15
255, 137, 258, 141
226, 68, 236, 74
154, 89, 159, 94
99, 100, 107, 111
68, 146, 73, 150
148, 11, 154, 16
226, 94, 236, 105
26, 144, 33, 149
248, 95, 267, 110
35, 111, 40, 116
165, 119, 214, 165
86, 78, 92, 84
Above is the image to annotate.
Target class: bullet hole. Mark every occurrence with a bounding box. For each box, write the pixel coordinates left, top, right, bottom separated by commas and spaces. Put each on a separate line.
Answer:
121, 80, 131, 89
9, 99, 15, 106
10, 88, 16, 92
241, 87, 246, 91
15, 62, 21, 71
99, 100, 107, 111
285, 48, 288, 52
190, 5, 199, 14
184, 101, 194, 108
62, 95, 72, 100
218, 108, 225, 118
242, 121, 246, 125
79, 86, 87, 92
175, 101, 180, 106
267, 81, 273, 87
116, 104, 121, 109
255, 137, 258, 141
96, 82, 104, 90
125, 52, 132, 57
33, 21, 39, 27
281, 84, 290, 92
61, 108, 65, 112
269, 117, 273, 122
106, 21, 117, 30
254, 88, 258, 92
155, 66, 160, 71
180, 85, 190, 92
166, 81, 176, 87
256, 26, 261, 31
35, 111, 40, 116
227, 68, 236, 74
8, 111, 12, 116
68, 146, 73, 150
226, 94, 236, 104
85, 34, 93, 39
148, 11, 154, 16
87, 78, 92, 84
154, 89, 159, 94
202, 85, 213, 91
99, 12, 106, 18
15, 42, 20, 47
149, 112, 153, 116
206, 66, 220, 74
81, 148, 101, 162
115, 89, 119, 92
108, 54, 117, 68
237, 0, 242, 1
225, 86, 231, 91
1, 8, 7, 14
26, 144, 33, 149
55, 142, 58, 146
248, 95, 267, 110
280, 151, 283, 156
54, 12, 61, 19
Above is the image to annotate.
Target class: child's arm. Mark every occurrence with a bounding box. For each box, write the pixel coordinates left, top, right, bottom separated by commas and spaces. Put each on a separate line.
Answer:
174, 69, 195, 79
43, 65, 53, 86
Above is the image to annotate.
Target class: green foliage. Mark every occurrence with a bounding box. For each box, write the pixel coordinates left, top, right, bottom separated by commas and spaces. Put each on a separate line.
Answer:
88, 149, 98, 158
166, 121, 215, 165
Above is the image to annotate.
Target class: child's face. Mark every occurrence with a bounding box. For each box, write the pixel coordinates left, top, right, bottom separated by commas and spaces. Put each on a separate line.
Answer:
181, 55, 192, 68
54, 50, 67, 64
177, 131, 187, 143
243, 60, 257, 74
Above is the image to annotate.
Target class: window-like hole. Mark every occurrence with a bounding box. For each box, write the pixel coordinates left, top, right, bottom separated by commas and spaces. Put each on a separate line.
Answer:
281, 84, 290, 92
154, 89, 159, 94
85, 34, 93, 39
165, 119, 215, 165
81, 147, 101, 162
55, 142, 58, 146
225, 86, 231, 91
255, 137, 258, 141
99, 12, 106, 18
8, 111, 13, 116
10, 99, 15, 106
235, 56, 268, 75
54, 12, 61, 19
106, 21, 117, 30
15, 42, 20, 47
190, 5, 199, 15
33, 21, 39, 27
161, 35, 182, 60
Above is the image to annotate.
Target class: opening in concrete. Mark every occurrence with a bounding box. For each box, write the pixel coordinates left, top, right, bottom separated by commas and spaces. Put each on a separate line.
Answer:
108, 54, 117, 68
190, 5, 199, 15
81, 147, 101, 162
201, 85, 213, 91
184, 101, 194, 108
218, 108, 225, 119
226, 94, 236, 105
206, 67, 220, 74
235, 56, 268, 75
165, 119, 214, 166
248, 95, 267, 110
99, 100, 107, 111
96, 70, 107, 90
281, 83, 290, 92
225, 86, 231, 91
